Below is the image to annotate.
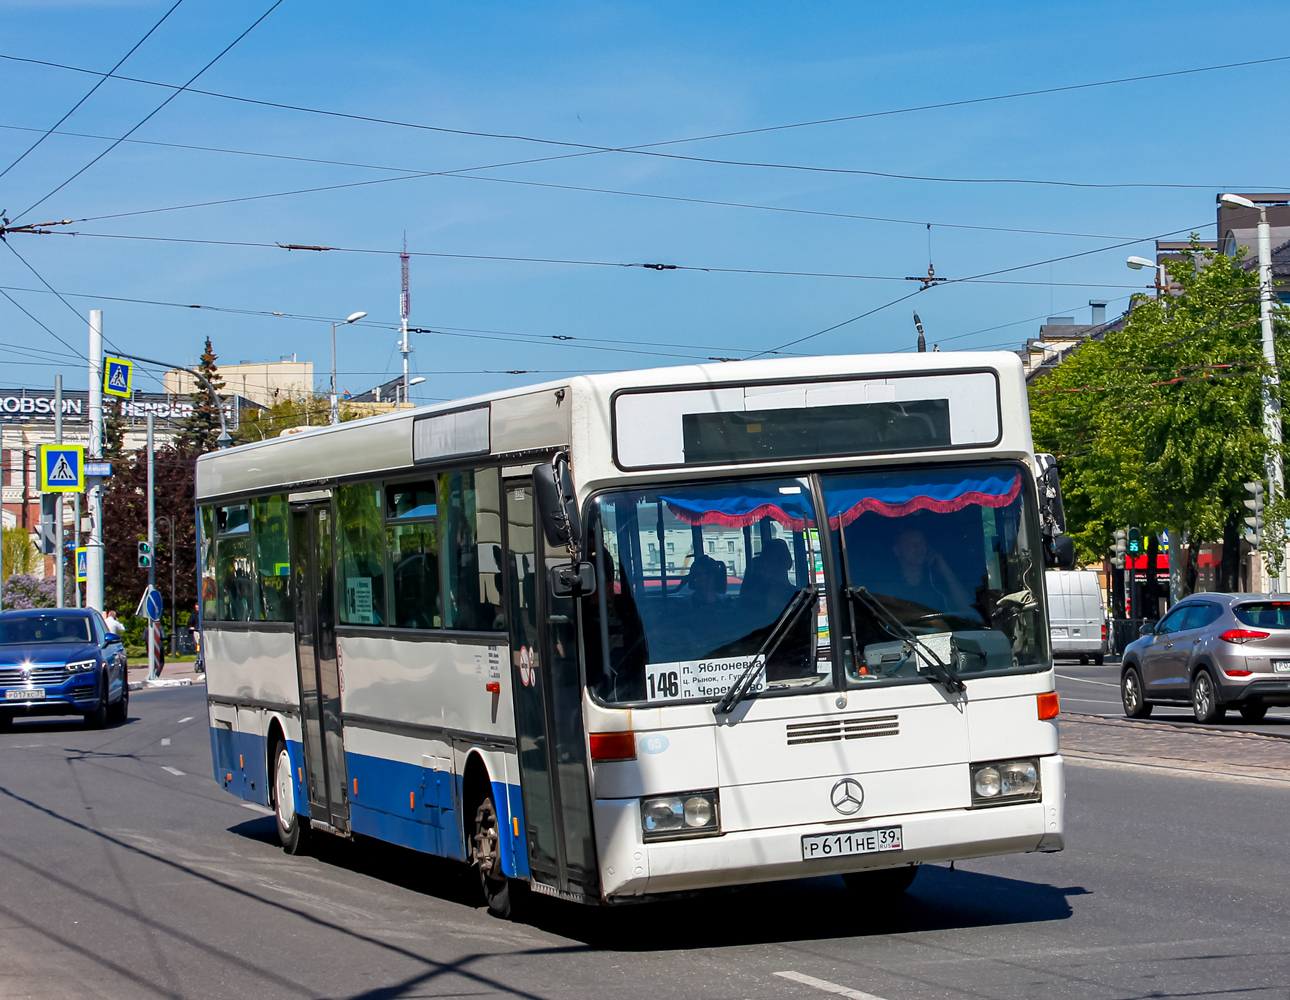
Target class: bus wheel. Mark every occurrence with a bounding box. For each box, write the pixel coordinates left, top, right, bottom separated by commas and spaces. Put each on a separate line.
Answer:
843, 864, 919, 897
472, 795, 513, 918
272, 741, 308, 855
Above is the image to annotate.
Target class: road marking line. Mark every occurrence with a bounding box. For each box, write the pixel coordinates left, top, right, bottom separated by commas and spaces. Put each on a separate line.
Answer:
160, 738, 171, 746
161, 766, 185, 776
241, 802, 273, 815
1056, 673, 1119, 687
177, 716, 194, 723
774, 971, 888, 1000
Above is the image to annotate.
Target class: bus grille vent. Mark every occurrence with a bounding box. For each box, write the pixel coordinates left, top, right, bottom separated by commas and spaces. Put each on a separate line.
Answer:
786, 714, 899, 745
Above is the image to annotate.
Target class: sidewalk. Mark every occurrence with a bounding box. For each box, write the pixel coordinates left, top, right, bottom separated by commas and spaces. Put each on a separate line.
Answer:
126, 658, 206, 691
1061, 712, 1290, 785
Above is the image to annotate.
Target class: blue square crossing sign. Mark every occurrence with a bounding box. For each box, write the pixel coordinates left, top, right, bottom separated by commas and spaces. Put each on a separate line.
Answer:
39, 444, 83, 492
104, 356, 133, 399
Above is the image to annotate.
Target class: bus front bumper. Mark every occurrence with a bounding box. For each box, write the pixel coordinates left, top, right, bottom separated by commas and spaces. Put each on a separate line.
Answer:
593, 754, 1065, 901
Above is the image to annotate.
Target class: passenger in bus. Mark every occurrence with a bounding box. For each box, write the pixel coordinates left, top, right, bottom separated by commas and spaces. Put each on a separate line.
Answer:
740, 538, 796, 618
875, 521, 972, 613
683, 554, 727, 606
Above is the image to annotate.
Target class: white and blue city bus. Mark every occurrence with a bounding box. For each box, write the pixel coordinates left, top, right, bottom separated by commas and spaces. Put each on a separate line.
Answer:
196, 352, 1067, 916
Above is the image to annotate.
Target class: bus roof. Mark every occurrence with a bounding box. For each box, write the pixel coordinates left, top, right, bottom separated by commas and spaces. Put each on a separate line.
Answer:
195, 351, 1031, 502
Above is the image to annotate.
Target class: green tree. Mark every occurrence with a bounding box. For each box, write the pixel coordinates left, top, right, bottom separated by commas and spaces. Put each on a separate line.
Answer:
177, 338, 227, 453
238, 393, 362, 442
2, 525, 39, 581
1030, 240, 1288, 595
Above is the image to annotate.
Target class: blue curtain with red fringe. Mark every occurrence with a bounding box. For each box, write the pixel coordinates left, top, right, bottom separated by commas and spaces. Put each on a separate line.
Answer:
659, 471, 1020, 533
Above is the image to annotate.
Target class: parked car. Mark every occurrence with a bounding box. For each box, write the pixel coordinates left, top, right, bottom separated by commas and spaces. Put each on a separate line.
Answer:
1120, 594, 1290, 723
1046, 569, 1107, 664
0, 609, 129, 729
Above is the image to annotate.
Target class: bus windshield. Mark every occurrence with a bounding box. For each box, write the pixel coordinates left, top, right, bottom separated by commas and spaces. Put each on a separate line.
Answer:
824, 463, 1047, 682
583, 478, 833, 705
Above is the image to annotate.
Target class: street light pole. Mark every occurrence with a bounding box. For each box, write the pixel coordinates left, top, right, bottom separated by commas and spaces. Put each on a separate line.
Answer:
330, 311, 367, 425
1221, 194, 1284, 591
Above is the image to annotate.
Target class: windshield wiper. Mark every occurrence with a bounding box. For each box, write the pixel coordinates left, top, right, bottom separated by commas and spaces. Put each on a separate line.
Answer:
846, 586, 966, 694
714, 586, 818, 716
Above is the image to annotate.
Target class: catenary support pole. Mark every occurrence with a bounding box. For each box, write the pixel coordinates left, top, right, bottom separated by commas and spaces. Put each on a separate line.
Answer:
73, 492, 81, 607
86, 310, 104, 611
54, 374, 63, 608
1256, 215, 1286, 593
146, 413, 157, 679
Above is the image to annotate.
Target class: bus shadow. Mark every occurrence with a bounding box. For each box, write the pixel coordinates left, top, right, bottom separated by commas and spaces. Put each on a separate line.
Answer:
229, 816, 483, 909
228, 815, 1084, 949
518, 865, 1084, 949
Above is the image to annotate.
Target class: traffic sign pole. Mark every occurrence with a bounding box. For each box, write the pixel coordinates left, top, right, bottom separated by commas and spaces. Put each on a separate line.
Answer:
54, 375, 63, 609
86, 310, 104, 612
147, 413, 156, 679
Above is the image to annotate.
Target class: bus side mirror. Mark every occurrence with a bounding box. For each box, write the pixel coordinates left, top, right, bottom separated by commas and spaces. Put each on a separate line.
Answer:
549, 562, 597, 598
533, 456, 582, 553
1050, 534, 1076, 570
1035, 453, 1067, 535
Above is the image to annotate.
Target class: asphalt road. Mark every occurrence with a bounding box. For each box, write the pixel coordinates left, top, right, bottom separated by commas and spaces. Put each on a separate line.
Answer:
1056, 656, 1290, 735
2, 685, 1289, 1000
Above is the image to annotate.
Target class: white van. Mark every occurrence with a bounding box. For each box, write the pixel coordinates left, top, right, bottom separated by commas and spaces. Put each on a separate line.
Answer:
1046, 570, 1107, 664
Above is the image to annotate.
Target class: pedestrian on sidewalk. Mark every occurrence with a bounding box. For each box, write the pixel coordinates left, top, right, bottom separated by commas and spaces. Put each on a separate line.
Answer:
104, 609, 126, 637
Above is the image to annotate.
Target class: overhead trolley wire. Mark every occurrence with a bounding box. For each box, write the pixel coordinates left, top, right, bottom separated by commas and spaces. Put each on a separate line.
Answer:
2, 50, 1286, 192
33, 229, 1152, 288
11, 0, 284, 223
0, 0, 186, 181
749, 222, 1207, 357
0, 124, 1145, 239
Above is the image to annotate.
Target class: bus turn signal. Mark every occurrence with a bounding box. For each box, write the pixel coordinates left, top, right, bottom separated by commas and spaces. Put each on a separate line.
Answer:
589, 732, 636, 761
1038, 692, 1060, 720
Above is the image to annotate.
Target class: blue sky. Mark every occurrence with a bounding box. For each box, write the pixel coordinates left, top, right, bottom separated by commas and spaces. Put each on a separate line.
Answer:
1, 1, 1288, 403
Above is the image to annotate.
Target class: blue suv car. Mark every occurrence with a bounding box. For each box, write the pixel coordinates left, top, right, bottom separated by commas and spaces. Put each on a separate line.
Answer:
0, 609, 129, 728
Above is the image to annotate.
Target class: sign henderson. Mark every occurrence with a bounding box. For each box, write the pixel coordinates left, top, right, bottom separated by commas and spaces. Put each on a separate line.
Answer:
0, 389, 237, 421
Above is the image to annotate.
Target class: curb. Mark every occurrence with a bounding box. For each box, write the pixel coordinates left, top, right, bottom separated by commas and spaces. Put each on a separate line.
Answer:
127, 678, 193, 691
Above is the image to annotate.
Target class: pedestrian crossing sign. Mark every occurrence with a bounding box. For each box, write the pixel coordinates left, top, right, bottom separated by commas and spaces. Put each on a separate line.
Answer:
39, 444, 83, 492
76, 547, 87, 582
104, 356, 133, 398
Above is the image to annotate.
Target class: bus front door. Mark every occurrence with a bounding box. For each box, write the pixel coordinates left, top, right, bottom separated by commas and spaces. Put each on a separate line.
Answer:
290, 503, 350, 834
505, 479, 599, 900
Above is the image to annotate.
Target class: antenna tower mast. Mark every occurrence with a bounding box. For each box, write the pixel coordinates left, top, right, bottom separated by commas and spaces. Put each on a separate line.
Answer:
399, 231, 412, 407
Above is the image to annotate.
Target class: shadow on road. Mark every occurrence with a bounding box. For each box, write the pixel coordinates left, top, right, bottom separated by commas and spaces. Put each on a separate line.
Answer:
230, 815, 1084, 949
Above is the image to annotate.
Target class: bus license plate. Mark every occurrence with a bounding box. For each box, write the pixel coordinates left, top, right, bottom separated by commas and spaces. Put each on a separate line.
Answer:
6, 688, 44, 701
802, 825, 902, 860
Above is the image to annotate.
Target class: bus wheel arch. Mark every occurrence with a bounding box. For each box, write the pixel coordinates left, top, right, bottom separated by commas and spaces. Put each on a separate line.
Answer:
267, 720, 307, 855
463, 752, 515, 918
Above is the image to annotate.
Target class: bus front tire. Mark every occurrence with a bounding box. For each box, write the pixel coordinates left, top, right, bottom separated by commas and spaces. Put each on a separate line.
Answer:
473, 795, 515, 918
843, 864, 919, 897
272, 741, 308, 855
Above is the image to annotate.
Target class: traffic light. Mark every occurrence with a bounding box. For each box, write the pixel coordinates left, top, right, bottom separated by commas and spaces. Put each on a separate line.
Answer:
1127, 526, 1141, 553
37, 494, 58, 555
1244, 481, 1265, 546
137, 540, 152, 568
1112, 529, 1128, 568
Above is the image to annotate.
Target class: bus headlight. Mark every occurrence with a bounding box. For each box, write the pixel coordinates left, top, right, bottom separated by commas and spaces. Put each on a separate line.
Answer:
971, 758, 1040, 806
640, 790, 720, 841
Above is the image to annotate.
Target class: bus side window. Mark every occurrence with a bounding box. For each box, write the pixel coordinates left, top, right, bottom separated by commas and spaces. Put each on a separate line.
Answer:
253, 494, 291, 622
199, 506, 217, 621
336, 483, 387, 626
441, 468, 505, 632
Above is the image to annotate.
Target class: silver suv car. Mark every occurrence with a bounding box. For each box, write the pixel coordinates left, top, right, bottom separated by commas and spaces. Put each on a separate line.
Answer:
1121, 594, 1290, 723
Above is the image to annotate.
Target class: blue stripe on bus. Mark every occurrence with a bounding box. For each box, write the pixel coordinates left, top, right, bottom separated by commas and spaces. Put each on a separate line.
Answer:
343, 752, 530, 878
209, 732, 531, 878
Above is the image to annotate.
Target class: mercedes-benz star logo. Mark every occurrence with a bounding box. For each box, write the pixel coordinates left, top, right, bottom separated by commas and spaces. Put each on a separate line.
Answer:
830, 778, 864, 815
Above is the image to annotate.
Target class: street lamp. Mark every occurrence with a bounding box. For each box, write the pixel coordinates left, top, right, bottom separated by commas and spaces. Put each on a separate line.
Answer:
330, 311, 367, 425
1126, 255, 1167, 295
1220, 193, 1283, 590
404, 376, 426, 406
